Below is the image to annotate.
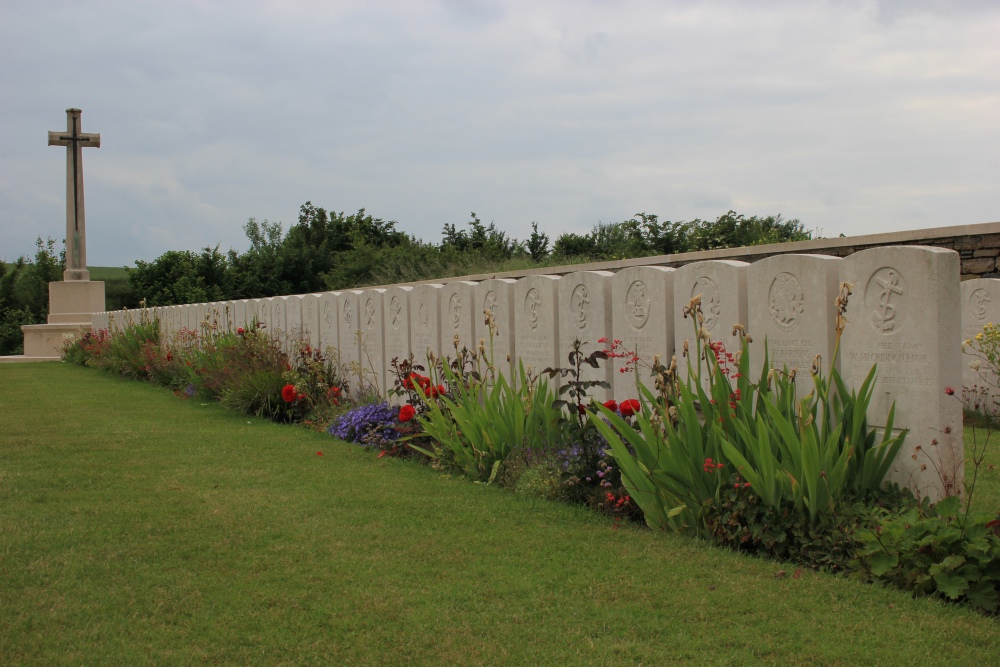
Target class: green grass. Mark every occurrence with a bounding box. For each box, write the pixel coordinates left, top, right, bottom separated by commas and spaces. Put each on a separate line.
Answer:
86, 265, 130, 281
1, 364, 999, 666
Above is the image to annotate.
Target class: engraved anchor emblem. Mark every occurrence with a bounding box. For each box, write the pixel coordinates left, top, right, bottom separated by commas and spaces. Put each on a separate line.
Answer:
873, 270, 903, 333
971, 288, 991, 322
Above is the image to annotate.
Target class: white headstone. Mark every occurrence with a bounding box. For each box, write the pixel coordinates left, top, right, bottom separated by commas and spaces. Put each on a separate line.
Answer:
475, 278, 516, 380
673, 260, 749, 386
513, 275, 561, 379
270, 298, 287, 348
285, 295, 304, 350
338, 290, 365, 392
559, 271, 613, 402
253, 298, 270, 332
840, 246, 962, 501
383, 286, 413, 391
961, 279, 1000, 414
233, 300, 248, 332
302, 294, 322, 350
748, 254, 841, 398
610, 266, 675, 400
440, 281, 478, 360
359, 289, 387, 395
319, 292, 340, 356
410, 284, 444, 367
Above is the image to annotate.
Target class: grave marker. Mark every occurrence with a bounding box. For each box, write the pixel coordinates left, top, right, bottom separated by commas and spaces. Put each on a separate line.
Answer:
384, 286, 413, 391
840, 246, 962, 501
559, 271, 613, 402
302, 294, 322, 350
360, 289, 387, 394
748, 254, 841, 399
474, 278, 516, 380
610, 266, 675, 400
319, 292, 340, 355
513, 275, 560, 379
440, 281, 478, 359
410, 284, 444, 367
960, 279, 1000, 413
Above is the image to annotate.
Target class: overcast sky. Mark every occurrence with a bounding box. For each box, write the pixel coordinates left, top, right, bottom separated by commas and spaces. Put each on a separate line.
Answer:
1, 0, 998, 267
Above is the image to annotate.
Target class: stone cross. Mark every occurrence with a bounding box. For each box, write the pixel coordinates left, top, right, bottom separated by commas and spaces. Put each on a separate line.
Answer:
48, 108, 100, 281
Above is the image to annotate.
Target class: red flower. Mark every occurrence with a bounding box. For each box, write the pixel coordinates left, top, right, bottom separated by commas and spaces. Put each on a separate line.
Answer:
316, 451, 324, 456
281, 384, 297, 403
428, 384, 447, 398
619, 399, 641, 417
399, 404, 416, 422
237, 327, 245, 335
603, 399, 618, 413
944, 386, 955, 396
578, 404, 587, 415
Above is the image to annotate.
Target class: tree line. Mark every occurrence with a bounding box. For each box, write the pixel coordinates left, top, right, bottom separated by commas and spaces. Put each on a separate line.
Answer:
0, 204, 809, 354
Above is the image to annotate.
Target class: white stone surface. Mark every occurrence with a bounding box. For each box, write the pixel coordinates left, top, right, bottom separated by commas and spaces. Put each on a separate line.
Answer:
410, 284, 443, 367
840, 246, 962, 501
337, 290, 364, 390
610, 266, 675, 400
672, 260, 749, 385
748, 254, 841, 397
513, 275, 561, 379
558, 271, 613, 402
318, 292, 340, 355
474, 278, 516, 380
360, 289, 387, 395
383, 286, 413, 392
439, 281, 478, 360
301, 294, 322, 350
285, 295, 304, 349
232, 300, 247, 331
960, 279, 1000, 414
270, 298, 287, 348
253, 298, 270, 331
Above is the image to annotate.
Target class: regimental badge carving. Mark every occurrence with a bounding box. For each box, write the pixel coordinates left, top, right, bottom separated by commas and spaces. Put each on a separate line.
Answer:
571, 284, 590, 329
625, 280, 650, 330
390, 295, 402, 328
692, 277, 721, 332
866, 267, 907, 334
525, 288, 541, 331
419, 302, 429, 327
343, 299, 353, 328
768, 272, 804, 333
484, 290, 498, 318
323, 300, 335, 328
971, 288, 991, 322
364, 297, 376, 330
450, 293, 462, 330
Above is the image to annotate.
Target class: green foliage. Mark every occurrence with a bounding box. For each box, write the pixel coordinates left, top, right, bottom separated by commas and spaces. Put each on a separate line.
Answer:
126, 203, 807, 306
0, 238, 64, 355
410, 362, 567, 481
859, 497, 1000, 612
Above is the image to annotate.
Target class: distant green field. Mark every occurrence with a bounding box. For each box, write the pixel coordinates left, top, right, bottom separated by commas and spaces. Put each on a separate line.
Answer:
86, 265, 130, 281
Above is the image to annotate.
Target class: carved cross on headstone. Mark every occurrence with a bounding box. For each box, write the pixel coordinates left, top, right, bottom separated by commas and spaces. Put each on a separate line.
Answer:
48, 108, 100, 281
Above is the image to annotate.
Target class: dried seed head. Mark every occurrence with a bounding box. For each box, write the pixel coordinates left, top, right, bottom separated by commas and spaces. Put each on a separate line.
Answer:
811, 354, 822, 376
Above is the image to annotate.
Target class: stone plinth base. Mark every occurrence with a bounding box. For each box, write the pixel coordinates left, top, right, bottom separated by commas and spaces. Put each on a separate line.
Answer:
48, 280, 105, 323
19, 322, 91, 359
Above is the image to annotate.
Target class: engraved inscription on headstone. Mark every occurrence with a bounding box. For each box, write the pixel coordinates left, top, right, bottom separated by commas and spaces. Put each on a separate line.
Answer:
360, 289, 386, 394
514, 275, 560, 380
475, 278, 517, 381
383, 286, 412, 387
841, 246, 961, 502
559, 272, 613, 401
440, 281, 478, 354
610, 266, 674, 400
961, 279, 1000, 415
411, 284, 443, 364
301, 294, 321, 349
748, 255, 841, 401
318, 292, 339, 354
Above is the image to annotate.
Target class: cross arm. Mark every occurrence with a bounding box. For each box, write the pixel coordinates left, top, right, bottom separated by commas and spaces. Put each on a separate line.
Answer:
48, 131, 101, 148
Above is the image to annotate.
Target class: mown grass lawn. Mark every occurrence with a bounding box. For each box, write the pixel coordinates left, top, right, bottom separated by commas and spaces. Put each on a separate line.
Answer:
1, 363, 999, 666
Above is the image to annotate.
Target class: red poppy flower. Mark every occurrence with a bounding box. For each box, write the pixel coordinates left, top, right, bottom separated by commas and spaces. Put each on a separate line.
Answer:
944, 386, 955, 396
603, 399, 618, 413
428, 384, 447, 398
237, 327, 245, 335
620, 399, 641, 417
578, 404, 587, 415
281, 384, 297, 403
398, 404, 416, 422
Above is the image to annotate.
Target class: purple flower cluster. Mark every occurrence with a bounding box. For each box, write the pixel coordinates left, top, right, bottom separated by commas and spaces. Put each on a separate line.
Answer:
329, 402, 400, 446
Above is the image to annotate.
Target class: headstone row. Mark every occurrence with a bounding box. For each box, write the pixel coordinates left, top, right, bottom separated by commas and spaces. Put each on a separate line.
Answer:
92, 246, 962, 500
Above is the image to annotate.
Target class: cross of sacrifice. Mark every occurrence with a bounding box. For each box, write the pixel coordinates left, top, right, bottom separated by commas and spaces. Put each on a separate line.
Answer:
48, 108, 100, 281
